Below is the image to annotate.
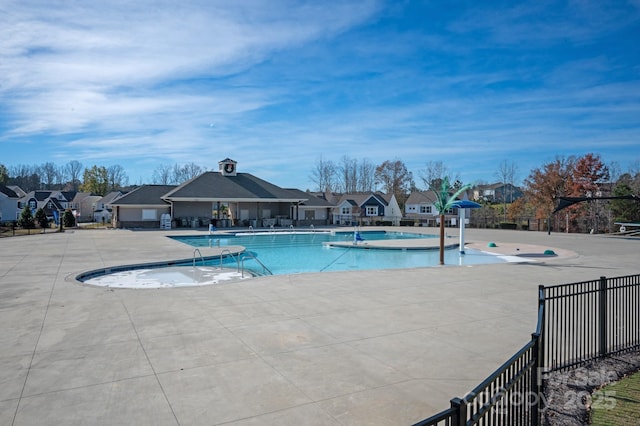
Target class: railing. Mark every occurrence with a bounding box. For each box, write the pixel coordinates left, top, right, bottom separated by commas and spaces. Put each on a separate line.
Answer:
219, 249, 239, 271
192, 249, 204, 267
412, 274, 640, 426
542, 274, 640, 372
240, 252, 273, 276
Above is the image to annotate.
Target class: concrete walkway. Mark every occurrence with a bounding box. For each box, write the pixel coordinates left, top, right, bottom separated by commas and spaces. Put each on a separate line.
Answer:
0, 227, 637, 425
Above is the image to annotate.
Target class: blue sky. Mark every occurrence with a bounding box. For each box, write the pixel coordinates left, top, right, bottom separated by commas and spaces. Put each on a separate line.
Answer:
1, 0, 639, 190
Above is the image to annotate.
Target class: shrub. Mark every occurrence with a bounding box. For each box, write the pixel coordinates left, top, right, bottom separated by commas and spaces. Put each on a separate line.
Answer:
18, 206, 35, 229
35, 208, 49, 229
63, 210, 76, 228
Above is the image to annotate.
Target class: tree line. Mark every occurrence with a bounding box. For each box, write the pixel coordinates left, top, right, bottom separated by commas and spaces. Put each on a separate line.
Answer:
1, 154, 639, 230
0, 161, 207, 196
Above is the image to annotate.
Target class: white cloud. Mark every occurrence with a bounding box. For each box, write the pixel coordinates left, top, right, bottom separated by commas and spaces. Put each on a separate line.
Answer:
1, 0, 381, 137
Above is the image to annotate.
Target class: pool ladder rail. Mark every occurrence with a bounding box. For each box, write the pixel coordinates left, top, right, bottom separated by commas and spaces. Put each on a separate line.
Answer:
193, 248, 273, 277
240, 252, 273, 277
192, 249, 205, 267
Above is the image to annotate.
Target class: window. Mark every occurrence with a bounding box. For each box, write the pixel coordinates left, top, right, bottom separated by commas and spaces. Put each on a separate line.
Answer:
420, 205, 432, 214
142, 209, 157, 220
341, 206, 350, 215
366, 206, 378, 216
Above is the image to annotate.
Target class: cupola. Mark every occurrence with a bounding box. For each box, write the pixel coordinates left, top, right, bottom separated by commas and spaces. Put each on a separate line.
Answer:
219, 158, 237, 176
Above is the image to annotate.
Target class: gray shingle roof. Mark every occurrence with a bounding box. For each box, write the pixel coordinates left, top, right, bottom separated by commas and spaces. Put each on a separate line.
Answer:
284, 188, 334, 207
163, 172, 306, 202
405, 191, 438, 204
110, 185, 176, 206
0, 185, 18, 198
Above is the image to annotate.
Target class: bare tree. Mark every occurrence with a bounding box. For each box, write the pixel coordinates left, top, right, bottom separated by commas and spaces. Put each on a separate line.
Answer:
107, 165, 129, 192
65, 160, 84, 191
419, 161, 459, 190
309, 156, 337, 193
171, 162, 204, 184
495, 160, 519, 221
41, 162, 59, 189
183, 162, 205, 181
152, 164, 173, 185
357, 159, 376, 192
338, 155, 358, 193
8, 164, 40, 191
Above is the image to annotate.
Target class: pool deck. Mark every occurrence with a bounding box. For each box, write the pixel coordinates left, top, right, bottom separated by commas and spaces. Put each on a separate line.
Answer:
1, 227, 638, 425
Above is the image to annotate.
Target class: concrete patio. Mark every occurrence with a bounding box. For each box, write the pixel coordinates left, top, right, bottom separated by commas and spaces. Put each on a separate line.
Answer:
0, 227, 637, 425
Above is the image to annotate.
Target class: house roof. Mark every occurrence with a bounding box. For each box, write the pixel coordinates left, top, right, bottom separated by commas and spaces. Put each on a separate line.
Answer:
98, 191, 125, 205
405, 191, 438, 205
334, 192, 390, 208
7, 186, 26, 197
163, 172, 307, 202
33, 191, 54, 201
111, 185, 176, 206
0, 185, 18, 198
46, 198, 66, 211
284, 189, 334, 207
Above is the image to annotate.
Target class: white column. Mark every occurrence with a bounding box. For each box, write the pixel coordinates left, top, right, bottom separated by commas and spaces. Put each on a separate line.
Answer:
459, 208, 466, 254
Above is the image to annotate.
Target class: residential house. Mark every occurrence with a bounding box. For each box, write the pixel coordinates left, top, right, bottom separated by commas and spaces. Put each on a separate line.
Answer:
473, 183, 523, 203
93, 191, 124, 223
67, 192, 102, 223
405, 190, 459, 227
17, 190, 68, 223
331, 192, 402, 226
0, 185, 20, 223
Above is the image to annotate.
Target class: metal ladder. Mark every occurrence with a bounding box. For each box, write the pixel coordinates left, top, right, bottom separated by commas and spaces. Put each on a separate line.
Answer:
240, 252, 273, 277
192, 249, 205, 267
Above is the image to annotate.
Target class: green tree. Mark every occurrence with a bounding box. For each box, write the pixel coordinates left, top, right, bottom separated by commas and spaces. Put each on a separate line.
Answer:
0, 164, 8, 184
611, 173, 640, 223
18, 205, 35, 229
81, 165, 109, 196
63, 209, 76, 228
35, 208, 49, 229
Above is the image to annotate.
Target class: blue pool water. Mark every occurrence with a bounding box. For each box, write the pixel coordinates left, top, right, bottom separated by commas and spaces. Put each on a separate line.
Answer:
169, 231, 505, 275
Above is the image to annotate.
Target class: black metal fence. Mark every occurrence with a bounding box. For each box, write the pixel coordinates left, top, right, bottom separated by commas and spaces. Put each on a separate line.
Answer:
542, 274, 640, 372
412, 274, 640, 426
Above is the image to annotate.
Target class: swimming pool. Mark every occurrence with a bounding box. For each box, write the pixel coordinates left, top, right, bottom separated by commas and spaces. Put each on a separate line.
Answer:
169, 231, 506, 275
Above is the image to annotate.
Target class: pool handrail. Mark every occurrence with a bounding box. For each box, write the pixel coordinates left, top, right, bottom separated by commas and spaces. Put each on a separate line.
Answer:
240, 252, 273, 277
219, 249, 239, 272
193, 249, 205, 267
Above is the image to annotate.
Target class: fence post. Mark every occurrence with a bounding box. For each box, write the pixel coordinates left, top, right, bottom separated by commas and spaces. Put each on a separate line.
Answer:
450, 397, 467, 426
599, 276, 608, 358
531, 285, 546, 426
537, 286, 545, 373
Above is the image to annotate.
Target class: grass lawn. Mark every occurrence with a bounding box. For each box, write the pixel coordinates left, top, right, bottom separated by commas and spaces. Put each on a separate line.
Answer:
590, 371, 640, 425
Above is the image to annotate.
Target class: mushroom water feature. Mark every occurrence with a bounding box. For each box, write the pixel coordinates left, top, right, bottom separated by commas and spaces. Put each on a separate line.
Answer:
451, 198, 482, 255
